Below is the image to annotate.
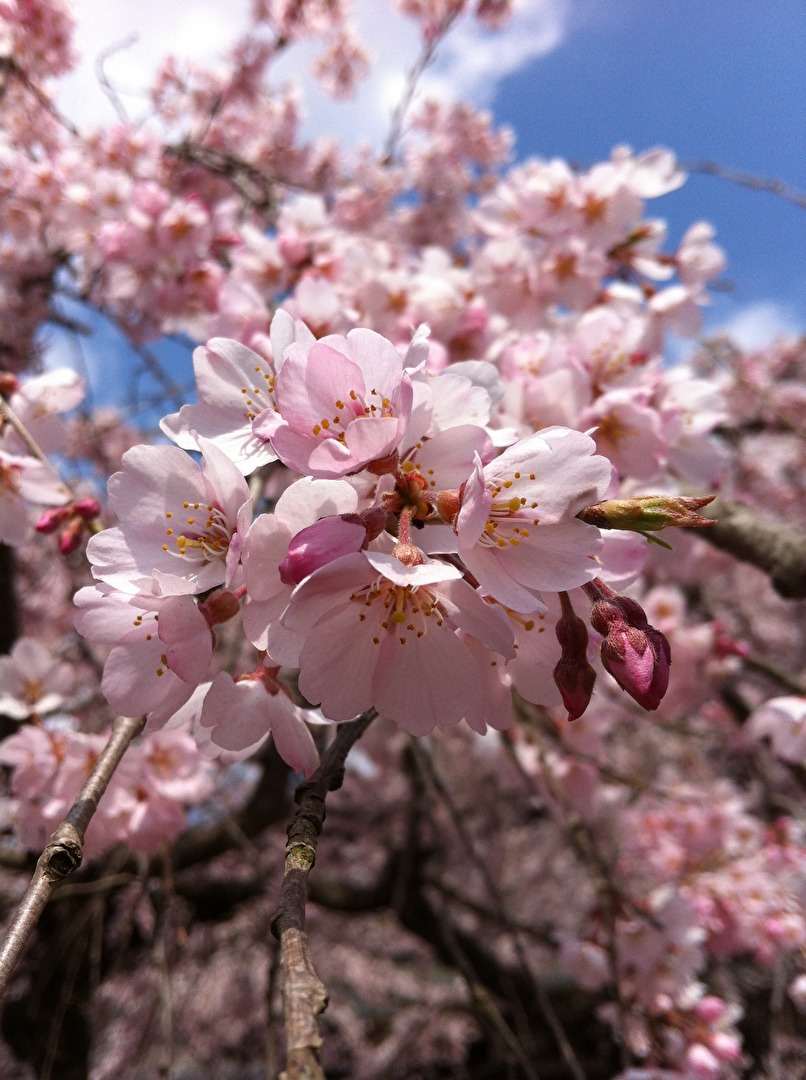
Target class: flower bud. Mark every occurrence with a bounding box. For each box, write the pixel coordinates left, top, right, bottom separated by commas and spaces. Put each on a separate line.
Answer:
279, 515, 367, 586
590, 596, 671, 711
72, 497, 102, 521
553, 594, 596, 720
35, 506, 72, 534
58, 518, 85, 555
578, 494, 717, 534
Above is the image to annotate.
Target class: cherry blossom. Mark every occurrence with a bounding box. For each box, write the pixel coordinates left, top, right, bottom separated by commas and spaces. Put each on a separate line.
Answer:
252, 326, 414, 478
454, 427, 612, 611
0, 637, 75, 720
86, 437, 252, 595
281, 548, 514, 733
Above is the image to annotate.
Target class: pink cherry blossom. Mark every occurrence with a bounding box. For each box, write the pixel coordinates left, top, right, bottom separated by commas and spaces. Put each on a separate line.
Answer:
199, 668, 320, 776
86, 436, 251, 595
281, 548, 515, 733
252, 326, 414, 478
0, 637, 75, 719
160, 309, 314, 473
746, 695, 806, 763
0, 447, 71, 546
455, 427, 611, 612
74, 585, 213, 726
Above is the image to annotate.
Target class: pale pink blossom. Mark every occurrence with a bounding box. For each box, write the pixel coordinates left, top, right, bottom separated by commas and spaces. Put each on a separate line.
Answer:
281, 549, 514, 733
1, 368, 85, 456
86, 437, 251, 595
242, 476, 360, 661
74, 585, 213, 726
199, 668, 319, 775
0, 637, 75, 719
0, 448, 71, 546
579, 388, 667, 481
746, 695, 806, 763
160, 309, 314, 473
455, 427, 611, 612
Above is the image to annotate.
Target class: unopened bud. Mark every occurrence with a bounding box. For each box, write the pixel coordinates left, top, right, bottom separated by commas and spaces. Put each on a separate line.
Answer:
58, 518, 85, 555
553, 593, 596, 720
590, 596, 671, 711
579, 494, 717, 535
35, 506, 72, 534
72, 497, 101, 521
279, 515, 367, 586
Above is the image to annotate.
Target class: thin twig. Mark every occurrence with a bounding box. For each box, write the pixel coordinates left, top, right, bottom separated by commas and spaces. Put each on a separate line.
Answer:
413, 740, 586, 1080
381, 9, 463, 165
0, 714, 146, 997
270, 711, 375, 1080
682, 159, 806, 211
94, 35, 138, 123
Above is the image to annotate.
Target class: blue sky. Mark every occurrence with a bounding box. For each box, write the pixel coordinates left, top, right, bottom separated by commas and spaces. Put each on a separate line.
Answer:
51, 0, 805, 410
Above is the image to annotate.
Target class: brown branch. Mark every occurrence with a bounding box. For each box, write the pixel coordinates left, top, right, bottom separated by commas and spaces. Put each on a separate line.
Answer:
691, 497, 806, 599
270, 711, 375, 1080
0, 714, 146, 997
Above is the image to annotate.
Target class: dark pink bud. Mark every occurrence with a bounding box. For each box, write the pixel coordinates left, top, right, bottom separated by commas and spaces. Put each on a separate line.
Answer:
590, 596, 671, 711
58, 518, 85, 555
553, 594, 596, 720
36, 506, 72, 534
72, 497, 101, 521
279, 515, 367, 586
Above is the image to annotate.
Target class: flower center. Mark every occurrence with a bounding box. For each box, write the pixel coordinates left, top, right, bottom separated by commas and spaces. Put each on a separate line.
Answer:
310, 388, 395, 442
349, 581, 444, 646
480, 473, 540, 550
162, 501, 233, 564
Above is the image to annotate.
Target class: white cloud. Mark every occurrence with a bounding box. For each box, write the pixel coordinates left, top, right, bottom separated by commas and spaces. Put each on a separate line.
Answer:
709, 301, 803, 350
56, 0, 570, 144
57, 0, 253, 126
421, 0, 570, 107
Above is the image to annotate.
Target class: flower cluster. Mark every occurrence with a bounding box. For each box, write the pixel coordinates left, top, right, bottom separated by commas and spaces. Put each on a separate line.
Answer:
0, 723, 214, 856
75, 308, 711, 758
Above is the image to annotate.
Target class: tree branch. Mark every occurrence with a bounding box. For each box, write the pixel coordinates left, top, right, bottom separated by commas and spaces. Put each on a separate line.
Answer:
682, 159, 806, 211
270, 710, 375, 1080
691, 497, 806, 599
0, 714, 146, 997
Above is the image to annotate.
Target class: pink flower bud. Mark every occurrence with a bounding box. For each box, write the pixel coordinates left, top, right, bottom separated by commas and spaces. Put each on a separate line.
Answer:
279, 515, 368, 585
710, 1032, 741, 1062
58, 518, 85, 555
693, 995, 726, 1023
590, 596, 671, 711
72, 497, 101, 521
35, 506, 72, 534
686, 1043, 721, 1079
